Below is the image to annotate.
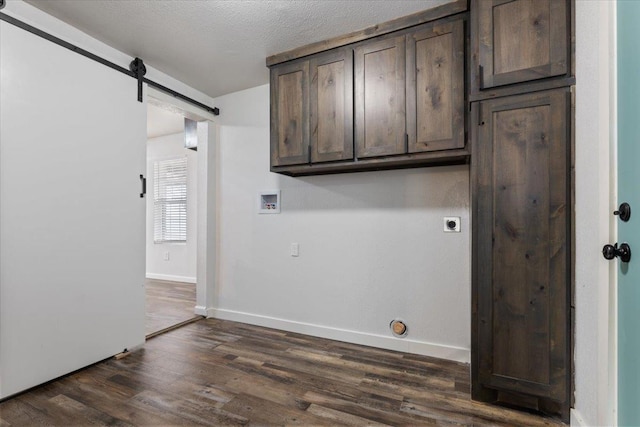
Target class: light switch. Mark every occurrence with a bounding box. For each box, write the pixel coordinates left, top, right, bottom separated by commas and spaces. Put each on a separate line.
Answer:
291, 243, 299, 257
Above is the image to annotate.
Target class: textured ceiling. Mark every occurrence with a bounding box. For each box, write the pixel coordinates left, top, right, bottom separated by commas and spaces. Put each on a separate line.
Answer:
25, 0, 453, 99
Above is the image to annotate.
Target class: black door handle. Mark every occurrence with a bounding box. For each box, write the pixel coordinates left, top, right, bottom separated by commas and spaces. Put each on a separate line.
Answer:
140, 174, 146, 198
602, 242, 631, 263
613, 202, 631, 222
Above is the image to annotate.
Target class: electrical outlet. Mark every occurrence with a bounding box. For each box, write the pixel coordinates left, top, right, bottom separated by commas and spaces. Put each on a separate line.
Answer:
163, 251, 170, 261
291, 243, 299, 257
443, 217, 461, 232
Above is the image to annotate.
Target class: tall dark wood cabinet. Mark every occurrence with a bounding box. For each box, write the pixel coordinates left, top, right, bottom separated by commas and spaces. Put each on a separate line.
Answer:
471, 89, 572, 418
470, 0, 574, 420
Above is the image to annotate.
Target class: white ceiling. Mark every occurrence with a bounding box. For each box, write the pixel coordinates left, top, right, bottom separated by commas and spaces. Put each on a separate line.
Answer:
25, 0, 452, 99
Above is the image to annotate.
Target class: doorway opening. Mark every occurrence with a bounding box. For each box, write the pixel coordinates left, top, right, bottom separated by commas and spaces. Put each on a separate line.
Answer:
145, 97, 201, 337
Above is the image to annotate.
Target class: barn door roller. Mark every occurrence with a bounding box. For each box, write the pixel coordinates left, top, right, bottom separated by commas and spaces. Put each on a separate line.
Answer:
130, 58, 146, 103
0, 11, 220, 116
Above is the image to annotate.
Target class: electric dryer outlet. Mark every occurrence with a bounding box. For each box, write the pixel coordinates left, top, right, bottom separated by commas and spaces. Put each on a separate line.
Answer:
443, 217, 461, 232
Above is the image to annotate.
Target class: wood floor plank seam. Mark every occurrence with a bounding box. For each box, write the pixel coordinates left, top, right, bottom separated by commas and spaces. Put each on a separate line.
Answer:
0, 318, 565, 426
145, 279, 197, 336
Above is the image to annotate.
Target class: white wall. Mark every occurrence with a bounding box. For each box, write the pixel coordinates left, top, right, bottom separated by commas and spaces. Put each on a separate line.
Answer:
573, 1, 616, 426
210, 85, 471, 362
146, 132, 198, 283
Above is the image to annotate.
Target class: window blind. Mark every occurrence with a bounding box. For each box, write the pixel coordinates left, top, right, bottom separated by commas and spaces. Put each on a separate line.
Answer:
153, 157, 187, 243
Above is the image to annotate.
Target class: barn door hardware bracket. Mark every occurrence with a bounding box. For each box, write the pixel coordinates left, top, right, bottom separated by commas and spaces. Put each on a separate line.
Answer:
0, 1, 6, 10
130, 58, 147, 102
0, 12, 220, 116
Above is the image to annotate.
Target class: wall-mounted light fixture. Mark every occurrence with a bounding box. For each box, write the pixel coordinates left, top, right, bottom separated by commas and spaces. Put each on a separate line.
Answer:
184, 118, 197, 151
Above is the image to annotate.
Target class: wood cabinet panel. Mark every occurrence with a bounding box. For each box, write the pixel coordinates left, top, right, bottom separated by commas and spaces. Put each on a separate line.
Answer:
493, 1, 547, 74
269, 12, 470, 175
355, 36, 406, 158
407, 19, 465, 153
474, 0, 569, 91
491, 104, 552, 386
472, 89, 571, 415
270, 61, 309, 166
310, 48, 353, 163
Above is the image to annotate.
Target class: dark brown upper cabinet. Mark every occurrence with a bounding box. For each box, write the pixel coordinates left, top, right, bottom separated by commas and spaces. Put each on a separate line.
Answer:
471, 0, 572, 100
354, 36, 407, 159
407, 19, 465, 154
270, 60, 309, 167
471, 88, 571, 419
355, 19, 465, 159
270, 48, 353, 168
310, 48, 354, 163
267, 1, 469, 176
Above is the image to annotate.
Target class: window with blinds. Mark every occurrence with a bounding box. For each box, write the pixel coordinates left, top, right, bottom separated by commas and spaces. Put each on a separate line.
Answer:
153, 157, 187, 243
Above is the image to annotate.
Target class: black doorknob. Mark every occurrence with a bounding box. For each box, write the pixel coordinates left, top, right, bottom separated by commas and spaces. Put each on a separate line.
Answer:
602, 242, 632, 263
614, 202, 631, 222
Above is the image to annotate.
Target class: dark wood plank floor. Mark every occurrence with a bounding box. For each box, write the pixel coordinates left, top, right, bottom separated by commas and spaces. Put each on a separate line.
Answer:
0, 318, 564, 426
145, 279, 197, 335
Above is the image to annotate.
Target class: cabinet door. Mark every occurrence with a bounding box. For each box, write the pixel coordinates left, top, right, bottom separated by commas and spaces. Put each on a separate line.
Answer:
407, 19, 465, 153
475, 0, 568, 89
310, 48, 353, 163
270, 61, 309, 166
355, 36, 406, 158
472, 89, 570, 406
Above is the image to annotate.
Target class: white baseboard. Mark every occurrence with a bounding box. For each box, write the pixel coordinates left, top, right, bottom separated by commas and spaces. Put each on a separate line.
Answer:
207, 308, 470, 363
194, 305, 207, 316
570, 408, 587, 427
146, 273, 196, 284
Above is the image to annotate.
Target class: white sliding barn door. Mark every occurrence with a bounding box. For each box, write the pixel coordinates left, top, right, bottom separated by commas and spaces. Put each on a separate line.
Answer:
0, 21, 146, 398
